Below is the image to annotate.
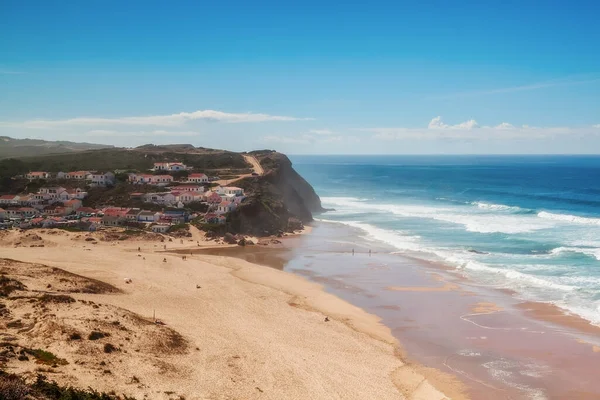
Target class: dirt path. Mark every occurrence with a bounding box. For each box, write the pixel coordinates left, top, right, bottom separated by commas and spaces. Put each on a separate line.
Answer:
214, 154, 264, 186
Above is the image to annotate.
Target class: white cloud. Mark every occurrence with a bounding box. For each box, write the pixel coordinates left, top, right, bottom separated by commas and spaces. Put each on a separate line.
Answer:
428, 116, 479, 129
594, 124, 600, 128
0, 109, 311, 129
364, 117, 600, 141
309, 129, 335, 135
495, 122, 515, 130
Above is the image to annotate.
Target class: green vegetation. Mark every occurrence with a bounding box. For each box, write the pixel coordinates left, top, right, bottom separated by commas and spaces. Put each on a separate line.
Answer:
24, 349, 68, 366
0, 136, 112, 160
0, 370, 135, 400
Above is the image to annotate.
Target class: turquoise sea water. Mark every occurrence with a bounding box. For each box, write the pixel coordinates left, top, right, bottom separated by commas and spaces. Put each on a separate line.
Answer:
291, 155, 600, 325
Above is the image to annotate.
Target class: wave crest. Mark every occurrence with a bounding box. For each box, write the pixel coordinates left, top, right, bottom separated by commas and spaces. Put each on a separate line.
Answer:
537, 211, 600, 225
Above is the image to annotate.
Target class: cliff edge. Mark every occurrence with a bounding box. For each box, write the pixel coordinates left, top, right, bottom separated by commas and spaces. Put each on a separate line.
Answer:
228, 151, 324, 236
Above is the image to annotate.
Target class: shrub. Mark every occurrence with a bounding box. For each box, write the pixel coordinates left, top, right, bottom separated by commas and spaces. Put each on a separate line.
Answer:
103, 343, 117, 353
88, 331, 108, 341
24, 349, 68, 366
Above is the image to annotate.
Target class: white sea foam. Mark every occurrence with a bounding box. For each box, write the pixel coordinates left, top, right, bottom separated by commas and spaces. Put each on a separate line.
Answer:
322, 196, 552, 234
316, 218, 423, 253
471, 201, 522, 212
550, 246, 600, 261
538, 211, 600, 226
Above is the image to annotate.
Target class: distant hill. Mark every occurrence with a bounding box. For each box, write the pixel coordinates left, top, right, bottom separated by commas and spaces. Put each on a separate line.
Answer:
0, 136, 113, 159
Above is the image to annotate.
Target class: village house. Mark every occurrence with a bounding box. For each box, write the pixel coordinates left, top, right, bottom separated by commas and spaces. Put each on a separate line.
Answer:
39, 187, 67, 201
66, 188, 88, 200
216, 201, 236, 215
44, 205, 68, 216
87, 171, 115, 187
26, 171, 51, 180
204, 213, 226, 225
102, 215, 126, 226
171, 185, 204, 193
18, 207, 39, 218
63, 199, 82, 213
187, 173, 209, 183
65, 171, 91, 180
151, 223, 170, 233
76, 207, 97, 216
151, 175, 174, 185
143, 192, 176, 205
125, 208, 141, 221
205, 191, 222, 204
173, 191, 195, 204
0, 208, 6, 219
163, 210, 188, 222
152, 162, 188, 172
0, 195, 19, 206
137, 210, 160, 222
102, 207, 130, 218
223, 186, 244, 196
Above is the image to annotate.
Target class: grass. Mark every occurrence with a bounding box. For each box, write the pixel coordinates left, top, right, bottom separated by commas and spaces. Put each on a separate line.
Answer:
38, 294, 76, 304
24, 349, 68, 366
0, 370, 137, 399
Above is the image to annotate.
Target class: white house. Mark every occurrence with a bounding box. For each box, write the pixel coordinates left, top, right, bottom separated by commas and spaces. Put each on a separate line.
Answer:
39, 187, 67, 201
151, 175, 174, 185
138, 210, 160, 222
152, 162, 188, 172
151, 224, 171, 233
66, 171, 91, 180
0, 195, 19, 206
187, 173, 209, 183
87, 172, 115, 187
171, 185, 204, 193
18, 207, 39, 217
223, 186, 244, 196
65, 188, 88, 200
174, 192, 195, 204
26, 171, 50, 180
144, 192, 176, 205
216, 201, 236, 214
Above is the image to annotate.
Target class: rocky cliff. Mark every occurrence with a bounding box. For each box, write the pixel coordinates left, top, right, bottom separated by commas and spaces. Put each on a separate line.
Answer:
228, 151, 324, 236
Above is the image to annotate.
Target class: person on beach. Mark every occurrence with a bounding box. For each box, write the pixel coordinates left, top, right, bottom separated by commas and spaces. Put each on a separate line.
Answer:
352, 248, 354, 255
138, 246, 141, 252
163, 258, 167, 262
369, 249, 371, 256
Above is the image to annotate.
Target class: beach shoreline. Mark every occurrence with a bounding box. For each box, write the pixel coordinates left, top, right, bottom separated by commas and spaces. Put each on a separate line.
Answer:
191, 220, 600, 399
0, 227, 462, 399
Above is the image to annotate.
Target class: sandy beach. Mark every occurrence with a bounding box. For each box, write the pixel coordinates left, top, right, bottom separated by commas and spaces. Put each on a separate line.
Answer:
0, 227, 462, 400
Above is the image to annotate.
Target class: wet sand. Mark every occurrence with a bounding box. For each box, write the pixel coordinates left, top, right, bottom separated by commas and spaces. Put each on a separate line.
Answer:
197, 221, 600, 400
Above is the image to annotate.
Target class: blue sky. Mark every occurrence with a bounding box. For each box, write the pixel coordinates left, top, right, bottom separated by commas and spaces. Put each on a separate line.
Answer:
1, 0, 599, 154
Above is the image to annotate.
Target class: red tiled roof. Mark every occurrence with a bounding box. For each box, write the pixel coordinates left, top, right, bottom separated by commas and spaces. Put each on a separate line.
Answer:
0, 195, 15, 200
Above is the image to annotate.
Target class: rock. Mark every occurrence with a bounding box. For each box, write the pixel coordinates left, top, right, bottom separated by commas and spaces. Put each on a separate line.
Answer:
224, 233, 237, 244
237, 238, 246, 246
85, 237, 95, 242
246, 240, 255, 245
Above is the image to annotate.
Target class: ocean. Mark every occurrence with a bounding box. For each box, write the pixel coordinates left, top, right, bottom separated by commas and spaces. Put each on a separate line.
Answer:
291, 155, 600, 326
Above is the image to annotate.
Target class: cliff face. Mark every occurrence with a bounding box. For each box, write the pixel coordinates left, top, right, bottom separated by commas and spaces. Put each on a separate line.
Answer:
228, 151, 324, 236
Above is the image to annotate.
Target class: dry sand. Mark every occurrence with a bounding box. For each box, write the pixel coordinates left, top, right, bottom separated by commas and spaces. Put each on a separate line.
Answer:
0, 228, 463, 400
